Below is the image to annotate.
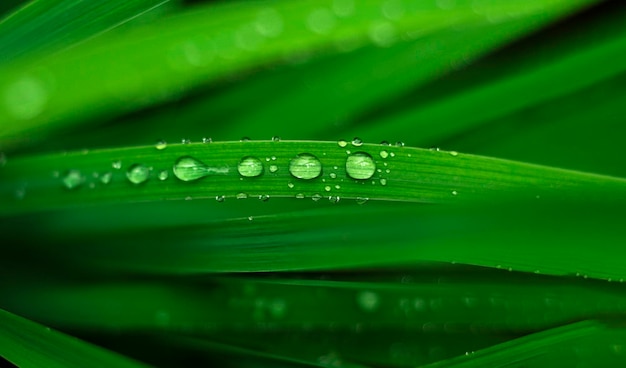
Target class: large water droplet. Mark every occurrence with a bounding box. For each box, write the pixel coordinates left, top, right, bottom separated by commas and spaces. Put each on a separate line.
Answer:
238, 156, 264, 178
173, 156, 228, 182
126, 164, 150, 184
289, 153, 322, 180
62, 170, 84, 189
346, 152, 376, 180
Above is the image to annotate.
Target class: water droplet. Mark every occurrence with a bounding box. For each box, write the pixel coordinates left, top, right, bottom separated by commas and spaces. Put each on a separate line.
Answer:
258, 194, 270, 201
351, 137, 363, 146
215, 195, 225, 202
237, 192, 248, 199
395, 141, 405, 147
369, 21, 397, 47
380, 141, 390, 146
112, 160, 122, 170
296, 193, 305, 199
255, 8, 283, 37
173, 156, 228, 182
202, 137, 212, 143
380, 178, 387, 186
324, 185, 331, 192
379, 150, 389, 159
271, 136, 281, 142
450, 151, 458, 156
312, 193, 322, 201
337, 140, 348, 147
334, 184, 341, 189
238, 156, 264, 178
62, 170, 84, 189
155, 140, 167, 150
4, 75, 48, 120
332, 0, 355, 17
329, 195, 340, 204
100, 172, 112, 184
240, 137, 250, 142
287, 182, 295, 188
346, 152, 376, 180
451, 190, 458, 196
307, 8, 337, 34
126, 164, 150, 184
357, 291, 380, 312
181, 138, 191, 144
269, 164, 278, 173
329, 173, 337, 179
389, 152, 395, 157
356, 197, 369, 205
289, 153, 322, 180
158, 170, 169, 181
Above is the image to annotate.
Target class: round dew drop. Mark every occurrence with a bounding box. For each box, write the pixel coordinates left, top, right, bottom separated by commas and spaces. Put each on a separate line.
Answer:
346, 152, 376, 180
173, 156, 209, 182
158, 170, 169, 181
351, 137, 363, 146
126, 164, 150, 184
289, 153, 322, 180
337, 140, 348, 148
62, 170, 84, 189
155, 140, 167, 150
238, 156, 264, 177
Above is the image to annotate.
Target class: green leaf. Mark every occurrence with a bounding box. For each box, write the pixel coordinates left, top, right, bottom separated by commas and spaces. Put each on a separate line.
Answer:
0, 308, 152, 368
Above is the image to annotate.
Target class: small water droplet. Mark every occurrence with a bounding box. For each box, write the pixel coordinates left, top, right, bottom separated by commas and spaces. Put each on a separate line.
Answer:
181, 138, 191, 144
238, 156, 264, 178
112, 160, 122, 170
202, 137, 213, 143
287, 182, 295, 188
351, 137, 363, 146
259, 194, 270, 202
215, 195, 225, 202
395, 141, 404, 147
307, 8, 337, 34
379, 150, 389, 159
337, 140, 348, 148
240, 137, 251, 142
296, 193, 305, 199
289, 153, 322, 180
324, 185, 331, 192
158, 170, 169, 181
100, 172, 112, 184
173, 156, 228, 181
389, 152, 395, 157
357, 291, 380, 312
334, 184, 340, 189
329, 195, 340, 204
237, 192, 248, 199
312, 193, 322, 201
155, 140, 167, 150
450, 151, 458, 156
126, 164, 150, 184
329, 173, 337, 179
380, 141, 390, 146
380, 178, 387, 186
356, 197, 369, 205
269, 164, 278, 173
346, 152, 376, 180
452, 190, 458, 196
62, 170, 84, 189
271, 136, 281, 142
